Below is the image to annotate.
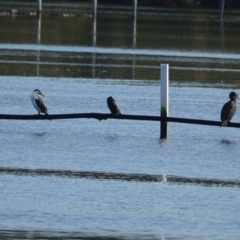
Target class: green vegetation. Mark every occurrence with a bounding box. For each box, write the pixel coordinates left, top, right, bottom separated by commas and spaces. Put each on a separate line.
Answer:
83, 0, 240, 8
18, 0, 240, 9
104, 0, 240, 8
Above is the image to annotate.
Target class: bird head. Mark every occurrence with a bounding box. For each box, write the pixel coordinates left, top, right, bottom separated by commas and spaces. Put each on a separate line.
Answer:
33, 89, 44, 97
229, 92, 238, 100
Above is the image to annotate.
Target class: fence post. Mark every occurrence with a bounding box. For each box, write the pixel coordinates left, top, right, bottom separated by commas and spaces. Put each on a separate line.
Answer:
132, 0, 137, 19
92, 0, 97, 19
37, 0, 42, 15
92, 6, 97, 46
160, 64, 169, 139
219, 0, 225, 20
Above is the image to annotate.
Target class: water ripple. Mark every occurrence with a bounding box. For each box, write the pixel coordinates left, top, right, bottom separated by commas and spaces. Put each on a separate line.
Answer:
0, 167, 239, 188
1, 44, 240, 60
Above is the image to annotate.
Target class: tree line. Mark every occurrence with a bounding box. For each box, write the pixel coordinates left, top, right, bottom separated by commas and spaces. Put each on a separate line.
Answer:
32, 0, 240, 9
98, 0, 240, 8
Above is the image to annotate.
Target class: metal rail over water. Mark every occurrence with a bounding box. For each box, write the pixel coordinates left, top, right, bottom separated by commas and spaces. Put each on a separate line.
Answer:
0, 113, 240, 128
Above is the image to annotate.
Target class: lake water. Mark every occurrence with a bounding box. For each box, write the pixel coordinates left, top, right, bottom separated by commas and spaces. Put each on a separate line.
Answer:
0, 2, 240, 239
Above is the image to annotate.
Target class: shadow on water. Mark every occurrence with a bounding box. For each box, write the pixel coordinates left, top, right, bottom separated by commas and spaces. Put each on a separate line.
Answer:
31, 132, 48, 137
0, 167, 240, 188
220, 139, 235, 145
0, 229, 170, 240
159, 139, 169, 144
104, 134, 119, 141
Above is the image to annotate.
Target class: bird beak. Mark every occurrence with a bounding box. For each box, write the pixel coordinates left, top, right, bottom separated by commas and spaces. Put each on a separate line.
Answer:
40, 93, 44, 97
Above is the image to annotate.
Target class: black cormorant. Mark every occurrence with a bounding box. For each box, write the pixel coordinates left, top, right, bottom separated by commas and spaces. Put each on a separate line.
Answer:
220, 91, 238, 127
107, 96, 121, 115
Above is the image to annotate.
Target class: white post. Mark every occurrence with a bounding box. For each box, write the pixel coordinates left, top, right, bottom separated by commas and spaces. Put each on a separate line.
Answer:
219, 0, 225, 20
36, 14, 41, 76
91, 0, 97, 78
132, 12, 137, 47
37, 0, 42, 14
160, 64, 169, 139
92, 0, 97, 19
92, 12, 97, 46
36, 15, 41, 44
132, 0, 137, 19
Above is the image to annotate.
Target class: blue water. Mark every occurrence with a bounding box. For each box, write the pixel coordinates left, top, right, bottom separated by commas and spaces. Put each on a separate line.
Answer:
0, 76, 240, 239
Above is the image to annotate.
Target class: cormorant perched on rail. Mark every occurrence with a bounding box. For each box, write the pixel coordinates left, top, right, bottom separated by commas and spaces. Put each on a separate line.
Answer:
220, 91, 238, 127
30, 89, 48, 115
107, 96, 121, 115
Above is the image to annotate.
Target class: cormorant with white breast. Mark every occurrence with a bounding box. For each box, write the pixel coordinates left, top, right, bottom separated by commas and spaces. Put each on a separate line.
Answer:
220, 91, 238, 127
30, 89, 48, 115
107, 96, 121, 115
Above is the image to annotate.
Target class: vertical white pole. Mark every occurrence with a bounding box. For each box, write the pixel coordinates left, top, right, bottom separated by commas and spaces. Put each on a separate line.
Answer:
160, 64, 169, 139
37, 0, 42, 14
219, 0, 225, 20
36, 15, 41, 44
92, 0, 97, 78
132, 0, 137, 79
132, 0, 137, 19
92, 10, 97, 46
132, 16, 137, 47
92, 0, 97, 20
36, 13, 41, 76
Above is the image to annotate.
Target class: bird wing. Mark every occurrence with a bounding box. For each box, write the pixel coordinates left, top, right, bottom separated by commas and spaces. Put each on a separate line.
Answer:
35, 97, 48, 114
116, 102, 121, 114
112, 99, 121, 114
107, 98, 121, 114
221, 101, 236, 121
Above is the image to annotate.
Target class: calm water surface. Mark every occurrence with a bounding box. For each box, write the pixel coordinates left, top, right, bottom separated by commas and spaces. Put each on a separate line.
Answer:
0, 2, 240, 239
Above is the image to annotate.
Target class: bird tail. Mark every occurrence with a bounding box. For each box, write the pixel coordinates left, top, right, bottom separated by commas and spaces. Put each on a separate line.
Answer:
220, 120, 228, 127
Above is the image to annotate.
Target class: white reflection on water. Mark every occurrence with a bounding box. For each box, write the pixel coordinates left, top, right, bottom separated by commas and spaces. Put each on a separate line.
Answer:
1, 43, 240, 60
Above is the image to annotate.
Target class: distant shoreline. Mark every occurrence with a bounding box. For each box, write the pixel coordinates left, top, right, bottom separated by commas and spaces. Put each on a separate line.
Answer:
27, 0, 240, 9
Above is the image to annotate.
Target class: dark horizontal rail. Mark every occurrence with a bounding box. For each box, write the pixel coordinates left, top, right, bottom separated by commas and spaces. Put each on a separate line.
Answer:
0, 167, 239, 188
0, 113, 240, 128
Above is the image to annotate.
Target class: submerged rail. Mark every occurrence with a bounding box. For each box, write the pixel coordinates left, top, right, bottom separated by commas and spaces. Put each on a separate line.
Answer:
0, 167, 240, 188
0, 113, 240, 128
